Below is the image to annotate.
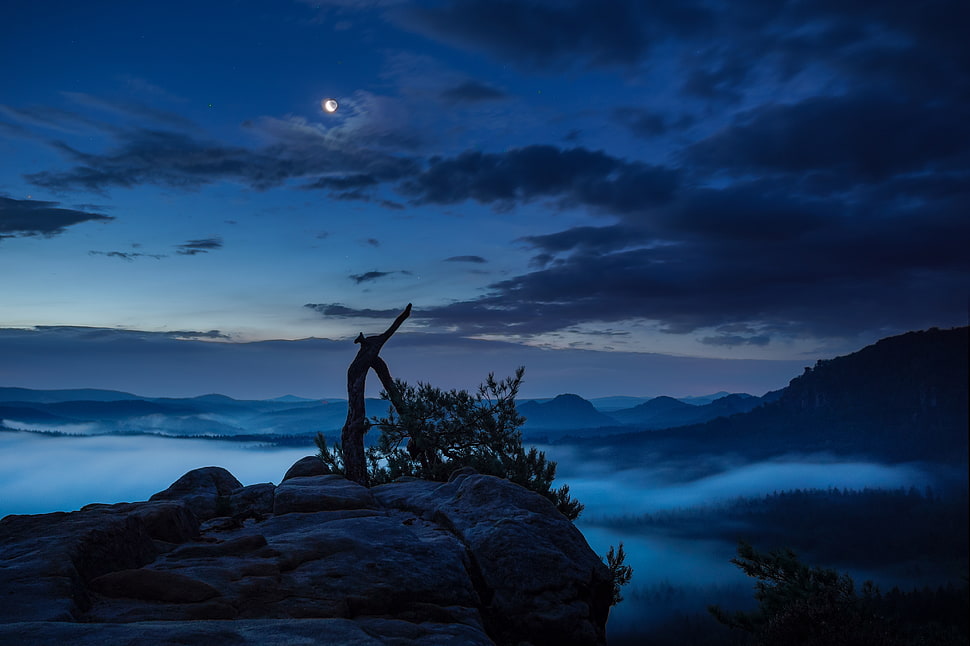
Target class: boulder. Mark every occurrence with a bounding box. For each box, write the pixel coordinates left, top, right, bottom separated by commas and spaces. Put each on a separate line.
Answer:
374, 472, 612, 645
0, 458, 611, 645
150, 466, 243, 521
282, 455, 330, 480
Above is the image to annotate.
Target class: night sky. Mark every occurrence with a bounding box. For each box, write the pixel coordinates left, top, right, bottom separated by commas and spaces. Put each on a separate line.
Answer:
1, 1, 967, 398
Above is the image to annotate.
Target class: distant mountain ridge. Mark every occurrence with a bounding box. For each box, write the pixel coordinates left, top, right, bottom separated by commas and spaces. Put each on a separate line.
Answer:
0, 383, 762, 437
591, 327, 969, 464
517, 391, 765, 431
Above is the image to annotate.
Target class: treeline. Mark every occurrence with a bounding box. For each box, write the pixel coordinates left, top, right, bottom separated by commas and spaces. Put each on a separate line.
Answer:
594, 487, 969, 568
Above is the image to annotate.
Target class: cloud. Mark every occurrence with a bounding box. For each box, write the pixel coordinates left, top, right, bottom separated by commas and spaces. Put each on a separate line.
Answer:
176, 237, 223, 255
391, 0, 970, 116
0, 196, 113, 239
439, 81, 506, 103
520, 225, 646, 256
89, 250, 165, 261
348, 270, 401, 284
687, 95, 970, 183
23, 108, 420, 194
613, 107, 694, 139
400, 145, 679, 213
444, 255, 487, 264
394, 0, 706, 70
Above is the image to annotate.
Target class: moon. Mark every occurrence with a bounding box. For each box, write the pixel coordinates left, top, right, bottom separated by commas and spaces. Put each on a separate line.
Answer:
322, 98, 338, 113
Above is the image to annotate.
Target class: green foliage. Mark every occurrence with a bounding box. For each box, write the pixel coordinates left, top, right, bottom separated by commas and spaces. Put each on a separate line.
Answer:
709, 541, 862, 634
367, 367, 584, 520
605, 543, 634, 606
314, 432, 345, 474
710, 541, 969, 646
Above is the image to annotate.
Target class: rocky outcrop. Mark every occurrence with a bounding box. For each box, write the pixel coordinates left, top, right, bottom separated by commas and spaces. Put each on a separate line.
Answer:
0, 460, 611, 645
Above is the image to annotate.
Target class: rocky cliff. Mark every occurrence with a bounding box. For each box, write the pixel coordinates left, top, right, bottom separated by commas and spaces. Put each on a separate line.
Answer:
0, 458, 612, 645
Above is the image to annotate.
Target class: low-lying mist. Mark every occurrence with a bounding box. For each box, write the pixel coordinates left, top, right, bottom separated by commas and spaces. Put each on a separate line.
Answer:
540, 443, 945, 517
0, 432, 311, 517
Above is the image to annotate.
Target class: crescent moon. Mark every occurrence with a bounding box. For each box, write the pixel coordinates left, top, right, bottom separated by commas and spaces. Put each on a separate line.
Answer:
322, 98, 338, 113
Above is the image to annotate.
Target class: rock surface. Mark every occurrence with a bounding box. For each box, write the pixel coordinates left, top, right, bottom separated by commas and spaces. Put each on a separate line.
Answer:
0, 458, 611, 645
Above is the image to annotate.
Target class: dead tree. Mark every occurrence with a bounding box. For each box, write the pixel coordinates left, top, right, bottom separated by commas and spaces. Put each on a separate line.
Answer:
341, 303, 411, 485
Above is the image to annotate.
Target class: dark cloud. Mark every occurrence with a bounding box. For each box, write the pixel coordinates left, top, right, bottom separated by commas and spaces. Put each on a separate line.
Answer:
394, 0, 969, 111
176, 237, 223, 255
444, 255, 487, 264
395, 0, 709, 70
400, 145, 679, 213
24, 121, 419, 194
687, 95, 970, 183
363, 238, 381, 247
0, 196, 113, 239
89, 250, 165, 261
349, 270, 393, 284
521, 225, 646, 256
613, 108, 673, 138
408, 237, 967, 342
439, 81, 506, 103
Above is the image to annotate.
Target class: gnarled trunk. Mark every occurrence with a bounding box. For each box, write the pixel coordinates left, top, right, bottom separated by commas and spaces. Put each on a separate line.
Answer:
340, 303, 411, 485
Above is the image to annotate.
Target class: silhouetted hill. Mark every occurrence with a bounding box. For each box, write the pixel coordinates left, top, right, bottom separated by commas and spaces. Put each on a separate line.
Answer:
518, 394, 618, 429
703, 393, 760, 417
269, 394, 316, 403
610, 396, 695, 426
587, 327, 969, 464
609, 393, 763, 428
